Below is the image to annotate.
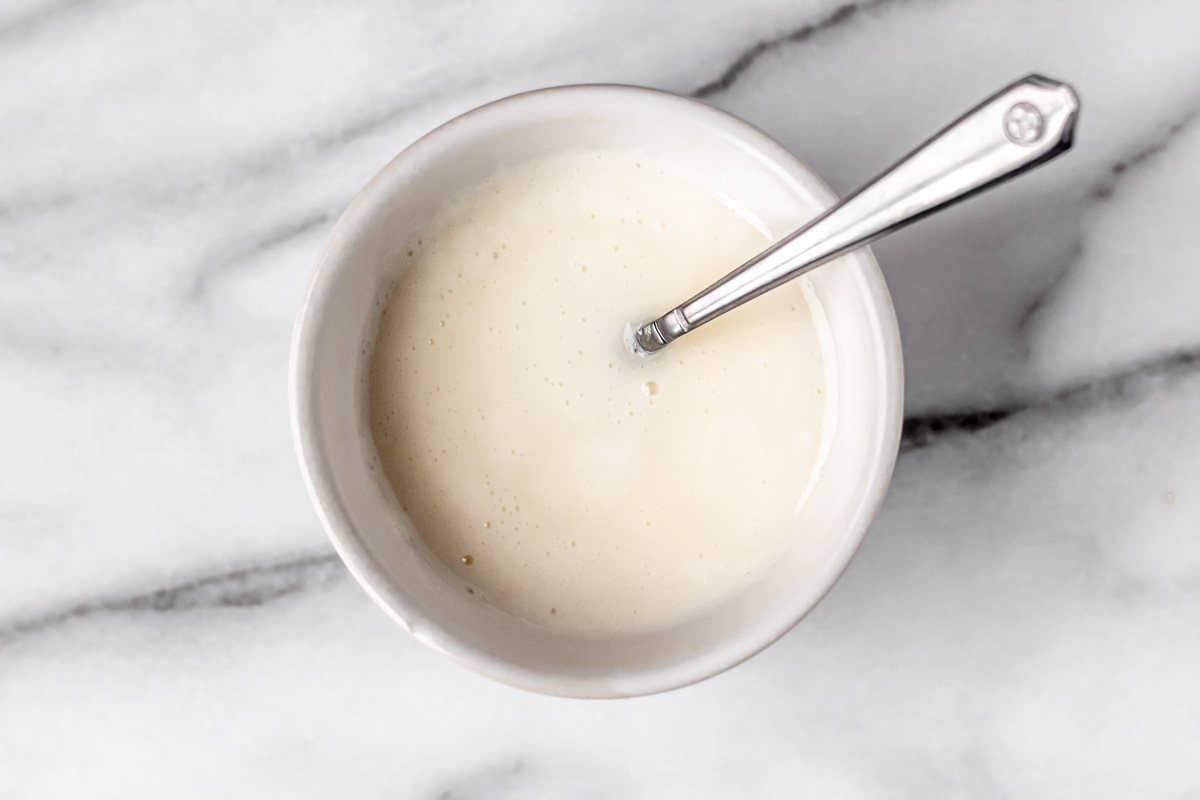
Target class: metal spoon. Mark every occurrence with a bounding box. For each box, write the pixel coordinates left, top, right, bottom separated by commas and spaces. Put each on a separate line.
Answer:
629, 74, 1080, 354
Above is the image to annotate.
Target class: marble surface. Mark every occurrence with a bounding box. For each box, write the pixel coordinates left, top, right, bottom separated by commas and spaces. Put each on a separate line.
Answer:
3, 0, 1199, 795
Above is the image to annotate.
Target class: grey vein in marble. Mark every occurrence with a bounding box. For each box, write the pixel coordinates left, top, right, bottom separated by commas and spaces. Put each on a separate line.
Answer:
1013, 105, 1199, 356
691, 1, 881, 99
0, 552, 342, 647
1087, 106, 1200, 202
0, 0, 94, 44
902, 345, 1200, 450
187, 210, 333, 300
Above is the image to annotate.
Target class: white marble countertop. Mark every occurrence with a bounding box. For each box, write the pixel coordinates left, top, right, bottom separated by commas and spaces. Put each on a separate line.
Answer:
3, 0, 1199, 796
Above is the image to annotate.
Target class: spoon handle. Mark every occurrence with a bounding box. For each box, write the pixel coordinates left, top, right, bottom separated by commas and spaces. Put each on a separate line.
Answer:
632, 74, 1080, 353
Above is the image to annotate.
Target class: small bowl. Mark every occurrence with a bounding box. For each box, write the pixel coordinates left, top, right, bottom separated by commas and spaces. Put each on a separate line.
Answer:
289, 85, 903, 698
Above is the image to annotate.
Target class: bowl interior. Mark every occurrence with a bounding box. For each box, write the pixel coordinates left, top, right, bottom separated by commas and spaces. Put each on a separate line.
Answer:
290, 86, 903, 697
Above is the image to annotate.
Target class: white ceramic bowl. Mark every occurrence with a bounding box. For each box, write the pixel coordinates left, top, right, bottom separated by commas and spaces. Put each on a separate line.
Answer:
290, 85, 903, 698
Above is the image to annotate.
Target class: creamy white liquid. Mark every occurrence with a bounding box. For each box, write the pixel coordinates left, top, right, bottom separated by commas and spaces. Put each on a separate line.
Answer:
370, 151, 835, 633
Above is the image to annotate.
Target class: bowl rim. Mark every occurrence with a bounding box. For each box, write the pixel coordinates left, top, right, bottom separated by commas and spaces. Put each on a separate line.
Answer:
289, 83, 904, 697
